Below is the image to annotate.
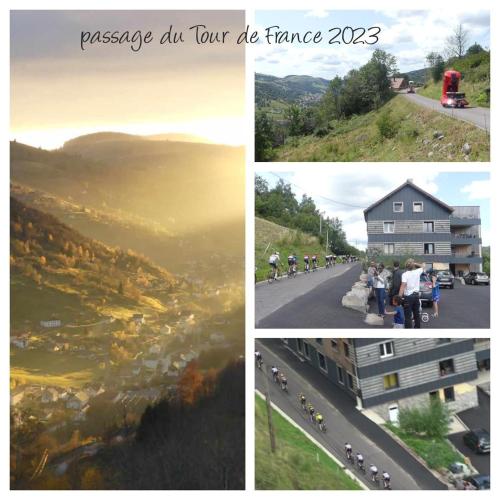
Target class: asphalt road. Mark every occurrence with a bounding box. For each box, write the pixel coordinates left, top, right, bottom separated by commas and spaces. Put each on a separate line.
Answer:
403, 92, 490, 131
448, 388, 490, 476
258, 266, 489, 329
255, 339, 447, 490
255, 262, 359, 327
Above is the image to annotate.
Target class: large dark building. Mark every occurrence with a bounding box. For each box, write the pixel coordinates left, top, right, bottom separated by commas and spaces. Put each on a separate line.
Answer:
284, 338, 489, 421
364, 180, 482, 276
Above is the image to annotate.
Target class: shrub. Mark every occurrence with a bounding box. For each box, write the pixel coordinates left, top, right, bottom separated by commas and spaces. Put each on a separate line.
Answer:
398, 399, 451, 439
376, 110, 397, 139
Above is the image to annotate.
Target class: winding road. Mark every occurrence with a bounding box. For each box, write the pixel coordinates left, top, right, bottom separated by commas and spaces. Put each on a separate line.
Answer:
403, 92, 490, 131
255, 339, 447, 490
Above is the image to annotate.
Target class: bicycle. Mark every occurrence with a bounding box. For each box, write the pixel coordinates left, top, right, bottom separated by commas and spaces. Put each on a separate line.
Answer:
312, 261, 318, 272
267, 266, 281, 284
255, 357, 263, 370
318, 420, 326, 433
345, 447, 354, 464
298, 395, 307, 412
287, 264, 297, 279
304, 262, 310, 274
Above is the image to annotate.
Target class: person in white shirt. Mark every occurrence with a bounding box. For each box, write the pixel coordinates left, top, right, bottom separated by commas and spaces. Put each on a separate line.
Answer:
268, 251, 280, 280
398, 258, 425, 328
373, 263, 387, 317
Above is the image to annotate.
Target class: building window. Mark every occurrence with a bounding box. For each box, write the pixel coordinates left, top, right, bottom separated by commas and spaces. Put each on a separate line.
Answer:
347, 372, 354, 391
379, 341, 394, 358
303, 342, 310, 359
318, 352, 327, 372
429, 391, 439, 401
393, 202, 404, 213
424, 243, 435, 254
337, 366, 344, 385
383, 373, 399, 390
343, 342, 350, 358
424, 221, 434, 233
384, 243, 395, 255
413, 201, 424, 212
331, 339, 339, 351
297, 338, 303, 353
443, 386, 455, 402
383, 221, 395, 234
439, 358, 455, 376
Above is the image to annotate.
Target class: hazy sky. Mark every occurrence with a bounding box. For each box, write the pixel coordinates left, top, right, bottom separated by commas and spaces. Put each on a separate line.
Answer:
256, 170, 491, 249
11, 10, 245, 148
255, 9, 490, 78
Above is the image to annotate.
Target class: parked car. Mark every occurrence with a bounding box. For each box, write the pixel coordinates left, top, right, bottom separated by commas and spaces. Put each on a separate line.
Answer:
463, 428, 490, 454
464, 475, 490, 490
419, 272, 433, 305
464, 272, 490, 285
437, 270, 455, 289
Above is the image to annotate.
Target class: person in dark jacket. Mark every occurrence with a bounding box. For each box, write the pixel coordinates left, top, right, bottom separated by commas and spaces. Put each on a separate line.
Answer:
390, 261, 403, 305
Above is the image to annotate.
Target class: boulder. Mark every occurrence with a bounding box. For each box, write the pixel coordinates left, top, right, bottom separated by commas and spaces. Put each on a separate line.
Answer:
364, 313, 384, 326
342, 288, 369, 313
462, 143, 472, 155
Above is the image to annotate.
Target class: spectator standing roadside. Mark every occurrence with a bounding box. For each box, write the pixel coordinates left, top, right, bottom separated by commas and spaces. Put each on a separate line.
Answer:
399, 259, 425, 328
374, 263, 387, 317
431, 271, 440, 318
390, 261, 403, 305
367, 261, 376, 296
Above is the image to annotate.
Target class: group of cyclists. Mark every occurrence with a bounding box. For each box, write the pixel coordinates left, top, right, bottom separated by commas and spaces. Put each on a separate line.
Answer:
298, 392, 326, 432
267, 251, 337, 281
256, 350, 392, 489
344, 444, 391, 489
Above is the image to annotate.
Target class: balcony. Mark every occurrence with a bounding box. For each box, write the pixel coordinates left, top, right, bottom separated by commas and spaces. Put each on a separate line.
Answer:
451, 234, 481, 245
450, 217, 481, 227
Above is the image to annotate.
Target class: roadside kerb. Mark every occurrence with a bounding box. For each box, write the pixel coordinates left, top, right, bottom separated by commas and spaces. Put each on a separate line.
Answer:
255, 389, 368, 490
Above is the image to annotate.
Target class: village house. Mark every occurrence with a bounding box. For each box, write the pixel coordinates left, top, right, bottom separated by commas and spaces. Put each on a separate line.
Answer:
11, 335, 29, 349
41, 387, 60, 404
10, 388, 25, 406
66, 391, 90, 410
389, 76, 408, 91
40, 319, 62, 328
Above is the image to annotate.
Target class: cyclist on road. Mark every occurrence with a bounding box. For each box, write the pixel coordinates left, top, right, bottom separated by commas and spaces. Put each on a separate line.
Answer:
268, 251, 280, 280
369, 464, 378, 482
315, 413, 324, 430
255, 350, 263, 368
279, 373, 288, 391
304, 254, 310, 272
344, 442, 353, 461
299, 393, 307, 410
312, 254, 318, 270
356, 452, 364, 470
287, 254, 297, 275
271, 365, 279, 383
307, 403, 315, 422
382, 471, 391, 489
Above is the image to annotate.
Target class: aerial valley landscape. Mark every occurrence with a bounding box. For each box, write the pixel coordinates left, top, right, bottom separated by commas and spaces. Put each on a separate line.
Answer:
10, 133, 245, 489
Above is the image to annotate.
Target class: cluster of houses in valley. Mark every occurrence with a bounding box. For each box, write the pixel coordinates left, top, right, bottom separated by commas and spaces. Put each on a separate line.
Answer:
11, 307, 235, 434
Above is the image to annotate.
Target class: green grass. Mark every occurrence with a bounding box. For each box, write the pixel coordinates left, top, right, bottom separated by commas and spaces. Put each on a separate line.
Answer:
255, 217, 328, 282
255, 395, 361, 490
11, 349, 100, 388
274, 95, 489, 162
386, 423, 462, 471
418, 80, 489, 108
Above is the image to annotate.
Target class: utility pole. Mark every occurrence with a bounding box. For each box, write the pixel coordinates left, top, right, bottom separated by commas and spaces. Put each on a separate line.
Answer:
263, 366, 276, 453
326, 226, 329, 253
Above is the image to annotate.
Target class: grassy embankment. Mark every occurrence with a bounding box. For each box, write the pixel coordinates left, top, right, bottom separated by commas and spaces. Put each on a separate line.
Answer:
255, 217, 327, 282
255, 394, 361, 490
274, 95, 489, 162
418, 52, 490, 108
386, 423, 462, 470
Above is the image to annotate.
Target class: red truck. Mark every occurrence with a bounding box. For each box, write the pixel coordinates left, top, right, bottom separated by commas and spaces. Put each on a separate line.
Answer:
440, 70, 468, 108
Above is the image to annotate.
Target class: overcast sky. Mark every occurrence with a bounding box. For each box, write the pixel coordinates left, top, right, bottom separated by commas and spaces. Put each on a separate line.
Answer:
256, 170, 491, 249
254, 9, 490, 78
11, 10, 245, 148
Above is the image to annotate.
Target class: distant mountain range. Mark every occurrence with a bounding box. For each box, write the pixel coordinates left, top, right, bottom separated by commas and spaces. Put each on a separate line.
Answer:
255, 73, 330, 106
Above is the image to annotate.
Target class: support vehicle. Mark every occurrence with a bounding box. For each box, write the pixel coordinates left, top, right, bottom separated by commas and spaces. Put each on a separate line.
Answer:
440, 70, 468, 108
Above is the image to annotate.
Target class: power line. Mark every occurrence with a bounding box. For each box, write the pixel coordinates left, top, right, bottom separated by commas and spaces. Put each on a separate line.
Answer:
267, 172, 366, 209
